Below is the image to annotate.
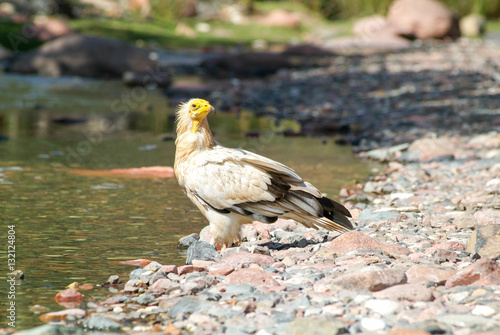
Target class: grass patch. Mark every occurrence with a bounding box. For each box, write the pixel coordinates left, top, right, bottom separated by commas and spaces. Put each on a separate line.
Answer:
0, 20, 44, 51
68, 17, 307, 49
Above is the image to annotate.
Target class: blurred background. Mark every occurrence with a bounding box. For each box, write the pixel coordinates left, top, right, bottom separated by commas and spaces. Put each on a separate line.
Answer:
1, 0, 500, 329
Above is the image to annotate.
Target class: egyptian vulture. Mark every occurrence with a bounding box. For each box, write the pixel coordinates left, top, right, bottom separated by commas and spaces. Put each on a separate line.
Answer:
174, 98, 353, 249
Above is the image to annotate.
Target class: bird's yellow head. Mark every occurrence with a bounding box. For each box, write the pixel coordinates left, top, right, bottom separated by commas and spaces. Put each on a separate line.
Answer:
186, 98, 214, 133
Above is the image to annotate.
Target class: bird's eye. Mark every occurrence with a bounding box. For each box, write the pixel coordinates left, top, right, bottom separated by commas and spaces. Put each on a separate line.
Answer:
191, 104, 197, 108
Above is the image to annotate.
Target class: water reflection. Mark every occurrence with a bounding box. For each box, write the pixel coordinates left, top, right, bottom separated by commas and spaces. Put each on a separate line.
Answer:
0, 73, 375, 328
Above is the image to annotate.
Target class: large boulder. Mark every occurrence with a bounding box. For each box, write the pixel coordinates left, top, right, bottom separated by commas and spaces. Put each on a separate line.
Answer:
387, 0, 460, 39
8, 34, 157, 78
201, 52, 292, 78
32, 16, 74, 42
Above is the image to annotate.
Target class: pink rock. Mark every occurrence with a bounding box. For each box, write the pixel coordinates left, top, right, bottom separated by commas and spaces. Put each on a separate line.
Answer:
324, 231, 410, 257
199, 225, 213, 243
445, 258, 500, 288
220, 252, 275, 267
39, 308, 86, 323
208, 264, 234, 276
374, 283, 434, 302
110, 166, 175, 178
259, 9, 302, 28
387, 0, 460, 40
407, 137, 458, 161
33, 17, 74, 42
158, 265, 178, 275
251, 222, 271, 240
474, 210, 500, 226
119, 259, 152, 267
408, 252, 426, 261
178, 265, 208, 275
54, 289, 84, 303
425, 241, 466, 254
240, 224, 258, 241
223, 268, 280, 288
330, 267, 407, 292
192, 260, 215, 267
259, 218, 298, 232
406, 265, 455, 285
148, 278, 172, 294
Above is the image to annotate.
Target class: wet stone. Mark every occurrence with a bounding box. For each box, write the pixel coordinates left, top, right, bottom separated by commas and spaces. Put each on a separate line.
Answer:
106, 275, 120, 284
167, 296, 216, 319
330, 267, 407, 292
178, 233, 200, 249
132, 293, 156, 305
82, 316, 122, 331
143, 261, 163, 272
129, 268, 147, 279
186, 240, 221, 265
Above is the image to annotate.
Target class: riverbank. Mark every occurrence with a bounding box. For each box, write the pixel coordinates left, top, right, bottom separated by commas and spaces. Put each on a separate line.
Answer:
25, 131, 500, 334
14, 39, 500, 334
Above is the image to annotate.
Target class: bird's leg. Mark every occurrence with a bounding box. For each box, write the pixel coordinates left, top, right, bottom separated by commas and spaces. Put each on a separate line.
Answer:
210, 237, 227, 252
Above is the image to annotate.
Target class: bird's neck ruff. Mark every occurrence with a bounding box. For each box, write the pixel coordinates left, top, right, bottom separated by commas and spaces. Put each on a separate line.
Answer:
175, 103, 216, 163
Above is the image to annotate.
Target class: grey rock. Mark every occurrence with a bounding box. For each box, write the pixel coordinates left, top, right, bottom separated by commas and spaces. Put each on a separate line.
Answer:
186, 241, 221, 265
287, 295, 311, 309
178, 233, 200, 249
82, 316, 122, 331
143, 261, 163, 272
365, 143, 410, 161
140, 270, 154, 284
437, 313, 495, 328
271, 310, 296, 323
167, 296, 216, 318
150, 270, 169, 285
106, 275, 120, 284
129, 268, 147, 279
132, 293, 156, 305
357, 209, 400, 223
8, 34, 158, 79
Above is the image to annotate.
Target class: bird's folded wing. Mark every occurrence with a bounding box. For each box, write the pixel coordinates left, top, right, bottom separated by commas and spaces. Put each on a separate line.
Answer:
185, 147, 285, 209
184, 146, 352, 230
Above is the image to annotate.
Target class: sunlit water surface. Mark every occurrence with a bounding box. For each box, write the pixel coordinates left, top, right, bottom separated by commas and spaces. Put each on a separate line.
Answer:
0, 73, 376, 328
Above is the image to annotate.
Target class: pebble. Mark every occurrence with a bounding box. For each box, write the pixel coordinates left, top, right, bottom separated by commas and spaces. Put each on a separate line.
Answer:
186, 240, 221, 264
360, 317, 386, 331
365, 299, 400, 316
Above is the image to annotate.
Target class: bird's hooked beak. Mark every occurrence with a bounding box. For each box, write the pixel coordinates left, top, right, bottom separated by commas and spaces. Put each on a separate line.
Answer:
188, 98, 215, 133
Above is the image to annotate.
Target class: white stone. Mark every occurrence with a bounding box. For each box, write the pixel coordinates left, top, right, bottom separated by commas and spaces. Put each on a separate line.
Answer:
365, 299, 400, 316
471, 305, 496, 317
360, 317, 386, 331
353, 294, 371, 304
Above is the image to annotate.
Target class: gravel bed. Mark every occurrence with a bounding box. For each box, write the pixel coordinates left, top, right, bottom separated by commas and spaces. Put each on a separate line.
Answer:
19, 39, 500, 335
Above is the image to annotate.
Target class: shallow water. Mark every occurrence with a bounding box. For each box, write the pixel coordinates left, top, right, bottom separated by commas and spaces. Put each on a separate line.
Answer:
0, 73, 376, 328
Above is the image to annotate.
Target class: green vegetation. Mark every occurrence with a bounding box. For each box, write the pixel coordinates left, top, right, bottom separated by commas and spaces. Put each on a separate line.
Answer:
68, 18, 306, 49
1, 0, 499, 52
298, 0, 500, 19
0, 20, 43, 51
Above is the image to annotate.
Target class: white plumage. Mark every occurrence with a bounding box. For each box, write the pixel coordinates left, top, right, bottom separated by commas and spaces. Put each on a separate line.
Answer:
174, 98, 352, 249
